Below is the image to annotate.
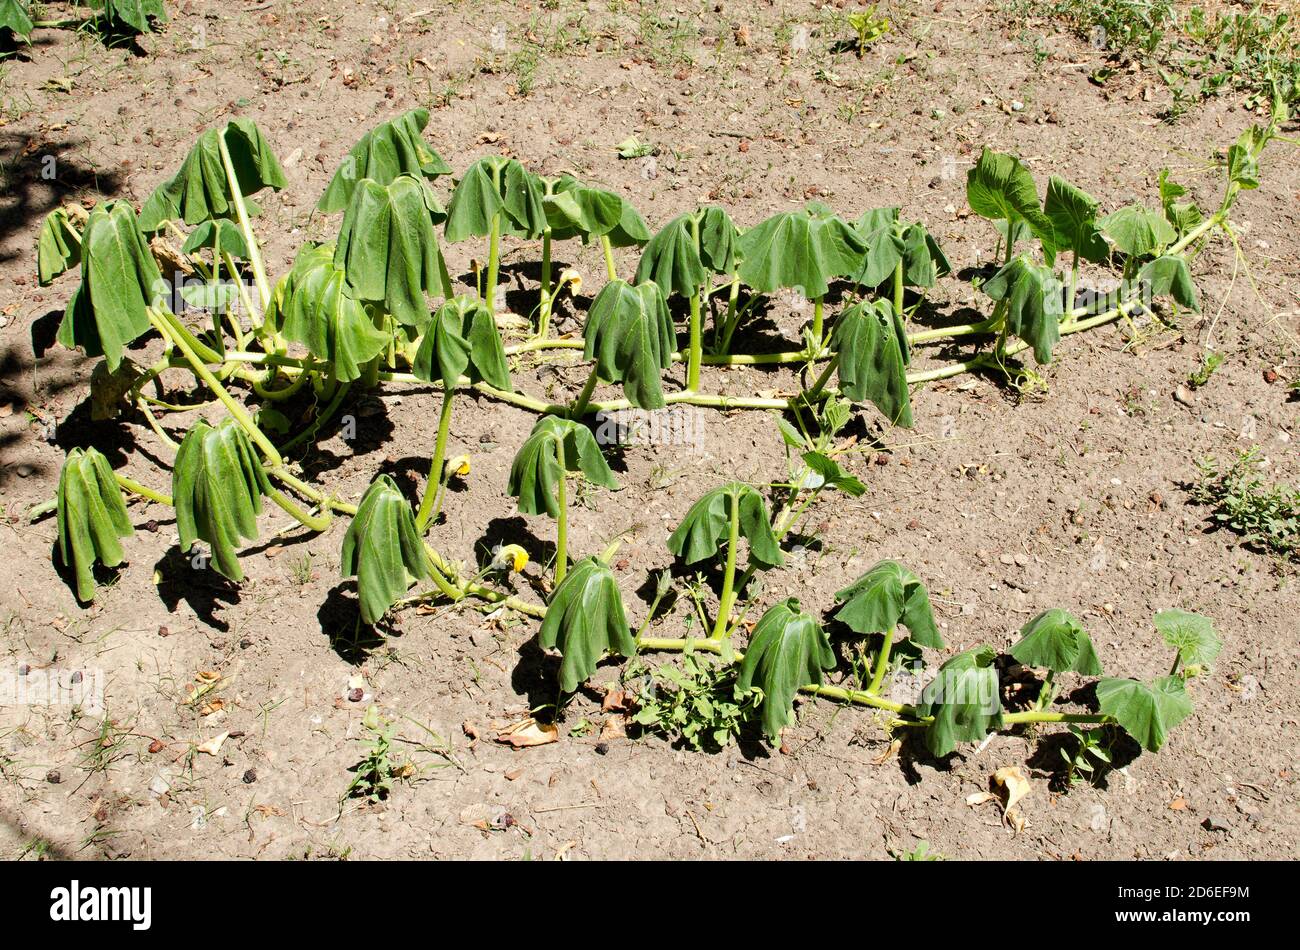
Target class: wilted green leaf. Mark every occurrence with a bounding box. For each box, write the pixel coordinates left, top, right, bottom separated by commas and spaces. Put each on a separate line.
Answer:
899, 222, 951, 287
853, 207, 904, 287
264, 242, 387, 383
88, 0, 167, 35
830, 298, 912, 426
139, 119, 286, 232
444, 156, 546, 242
738, 203, 866, 298
173, 419, 272, 582
1010, 609, 1102, 675
981, 256, 1064, 364
56, 200, 162, 372
543, 176, 650, 247
317, 109, 452, 213
412, 293, 511, 391
181, 219, 249, 258
1, 0, 34, 40
38, 207, 82, 286
334, 174, 453, 329
800, 451, 865, 496
340, 474, 431, 625
1154, 609, 1220, 671
508, 417, 617, 518
582, 279, 674, 409
539, 556, 635, 693
916, 646, 1004, 756
1096, 675, 1193, 752
832, 559, 943, 648
1099, 204, 1176, 258
736, 599, 835, 738
1043, 176, 1107, 263
634, 207, 738, 299
1136, 255, 1199, 311
966, 148, 1052, 248
56, 446, 133, 602
667, 482, 783, 568
1158, 169, 1202, 237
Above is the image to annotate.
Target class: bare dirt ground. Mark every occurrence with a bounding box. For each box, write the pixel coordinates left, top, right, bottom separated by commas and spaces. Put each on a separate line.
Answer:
0, 0, 1296, 860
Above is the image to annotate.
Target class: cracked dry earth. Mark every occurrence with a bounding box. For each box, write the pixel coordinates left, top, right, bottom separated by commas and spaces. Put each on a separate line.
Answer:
0, 0, 1296, 860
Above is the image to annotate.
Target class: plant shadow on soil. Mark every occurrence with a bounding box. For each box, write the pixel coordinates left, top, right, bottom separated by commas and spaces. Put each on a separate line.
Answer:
153, 548, 242, 633
317, 584, 390, 664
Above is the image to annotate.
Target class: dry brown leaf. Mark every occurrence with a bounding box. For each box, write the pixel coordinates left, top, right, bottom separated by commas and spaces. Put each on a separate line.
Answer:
196, 732, 229, 756
199, 698, 225, 716
495, 717, 558, 748
252, 804, 284, 818
994, 765, 1031, 812
601, 689, 632, 713
872, 738, 901, 765
195, 671, 221, 684
1169, 797, 1188, 811
599, 717, 627, 741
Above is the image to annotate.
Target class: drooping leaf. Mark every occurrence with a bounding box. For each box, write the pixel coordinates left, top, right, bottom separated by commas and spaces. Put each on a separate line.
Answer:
800, 451, 866, 496
333, 174, 453, 329
508, 417, 617, 518
139, 119, 286, 232
916, 646, 1005, 757
981, 256, 1064, 364
264, 242, 387, 383
87, 0, 167, 35
538, 556, 635, 693
737, 599, 835, 738
411, 293, 512, 391
1136, 255, 1199, 311
1153, 609, 1220, 672
180, 218, 249, 258
38, 207, 82, 286
317, 109, 452, 213
582, 279, 674, 409
55, 446, 133, 602
1043, 176, 1108, 263
666, 482, 783, 569
172, 419, 271, 582
56, 200, 162, 372
899, 222, 951, 287
1226, 125, 1264, 194
444, 156, 546, 242
1099, 204, 1176, 258
853, 207, 903, 287
832, 559, 943, 648
634, 207, 738, 299
1, 0, 34, 41
1009, 609, 1102, 675
340, 474, 431, 625
830, 298, 913, 426
965, 148, 1053, 249
1096, 675, 1193, 752
1158, 168, 1203, 238
737, 203, 866, 298
543, 177, 650, 247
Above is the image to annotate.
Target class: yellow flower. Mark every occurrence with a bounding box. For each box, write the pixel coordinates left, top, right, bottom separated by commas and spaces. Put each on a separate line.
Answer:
558, 267, 582, 296
444, 454, 471, 478
493, 544, 529, 573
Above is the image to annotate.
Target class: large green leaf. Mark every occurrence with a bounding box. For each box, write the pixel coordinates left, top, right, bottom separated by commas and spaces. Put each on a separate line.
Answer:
1099, 204, 1176, 258
666, 482, 783, 569
853, 207, 904, 287
830, 299, 913, 427
633, 207, 737, 299
317, 109, 452, 213
965, 148, 1053, 249
334, 174, 453, 329
981, 256, 1064, 364
1, 0, 34, 40
538, 556, 635, 693
1096, 675, 1193, 752
1154, 609, 1220, 671
737, 203, 866, 297
582, 279, 674, 409
56, 200, 162, 372
181, 218, 249, 258
264, 242, 386, 383
444, 156, 547, 242
139, 119, 286, 232
1157, 169, 1202, 238
38, 207, 82, 286
899, 222, 951, 288
832, 559, 943, 648
916, 646, 1005, 757
1009, 609, 1102, 675
56, 446, 133, 603
737, 599, 835, 739
508, 416, 617, 518
173, 419, 271, 582
88, 0, 167, 35
543, 176, 650, 247
1136, 256, 1199, 311
340, 474, 431, 625
1043, 176, 1108, 263
411, 293, 511, 391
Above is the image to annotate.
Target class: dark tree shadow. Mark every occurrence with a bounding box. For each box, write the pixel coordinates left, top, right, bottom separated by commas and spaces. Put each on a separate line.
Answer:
153, 548, 241, 633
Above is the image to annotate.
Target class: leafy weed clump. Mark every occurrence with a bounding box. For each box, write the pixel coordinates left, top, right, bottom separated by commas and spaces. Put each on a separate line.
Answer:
1193, 449, 1299, 560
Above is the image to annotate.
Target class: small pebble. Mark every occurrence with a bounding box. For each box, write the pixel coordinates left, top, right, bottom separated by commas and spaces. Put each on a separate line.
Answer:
347, 687, 364, 702
242, 769, 257, 784
46, 770, 61, 784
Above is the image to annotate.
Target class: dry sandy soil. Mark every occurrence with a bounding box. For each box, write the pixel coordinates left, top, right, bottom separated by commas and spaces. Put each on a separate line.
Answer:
0, 0, 1296, 860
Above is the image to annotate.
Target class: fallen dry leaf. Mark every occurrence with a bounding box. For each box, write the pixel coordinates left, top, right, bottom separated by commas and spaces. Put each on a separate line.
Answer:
599, 717, 627, 741
495, 717, 558, 749
872, 738, 901, 765
1169, 797, 1188, 811
994, 765, 1031, 813
251, 804, 284, 818
197, 732, 229, 756
601, 689, 632, 713
199, 698, 226, 716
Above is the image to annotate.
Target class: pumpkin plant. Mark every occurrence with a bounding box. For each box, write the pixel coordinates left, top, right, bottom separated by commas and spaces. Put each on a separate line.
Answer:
538, 555, 635, 693
507, 416, 618, 584
317, 109, 452, 213
578, 278, 675, 412
853, 207, 951, 319
55, 447, 135, 603
833, 559, 944, 695
340, 474, 432, 625
736, 599, 836, 738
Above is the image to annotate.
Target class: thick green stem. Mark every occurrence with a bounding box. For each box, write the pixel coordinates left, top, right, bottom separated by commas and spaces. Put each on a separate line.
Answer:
811, 296, 824, 345
710, 492, 742, 640
267, 488, 332, 532
601, 235, 617, 282
569, 364, 601, 418
865, 627, 895, 695
555, 465, 569, 586
414, 389, 456, 533
805, 352, 840, 401
115, 474, 172, 507
537, 229, 553, 337
687, 290, 703, 392
217, 132, 271, 312
893, 259, 905, 320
